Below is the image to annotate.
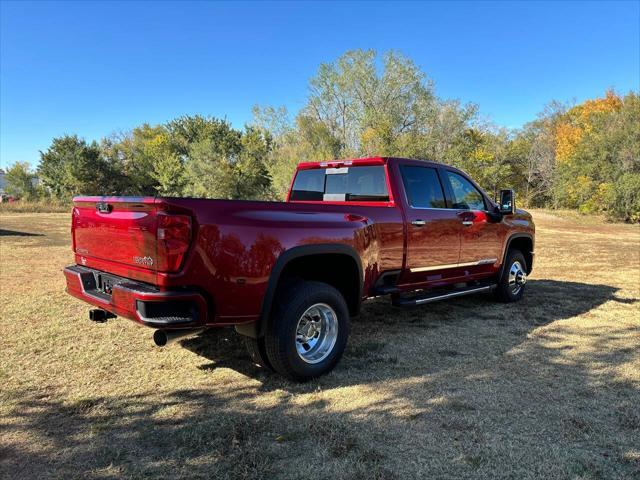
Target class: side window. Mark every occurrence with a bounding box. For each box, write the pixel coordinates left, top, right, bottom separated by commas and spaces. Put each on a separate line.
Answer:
446, 171, 486, 210
400, 166, 447, 208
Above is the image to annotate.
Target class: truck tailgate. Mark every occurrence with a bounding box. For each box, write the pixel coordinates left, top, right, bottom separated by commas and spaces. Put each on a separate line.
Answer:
72, 197, 160, 271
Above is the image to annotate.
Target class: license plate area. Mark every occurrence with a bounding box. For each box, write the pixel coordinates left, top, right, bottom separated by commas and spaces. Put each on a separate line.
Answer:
93, 272, 122, 298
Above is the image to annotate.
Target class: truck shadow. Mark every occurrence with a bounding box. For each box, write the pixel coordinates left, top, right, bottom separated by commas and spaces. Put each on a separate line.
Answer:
0, 229, 45, 237
180, 279, 635, 389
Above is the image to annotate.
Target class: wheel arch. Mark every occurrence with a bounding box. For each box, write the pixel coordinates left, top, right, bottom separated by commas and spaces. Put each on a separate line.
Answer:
248, 244, 363, 338
500, 234, 534, 277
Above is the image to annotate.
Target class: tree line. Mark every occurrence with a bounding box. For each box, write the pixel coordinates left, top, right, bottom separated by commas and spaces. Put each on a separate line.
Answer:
4, 50, 639, 221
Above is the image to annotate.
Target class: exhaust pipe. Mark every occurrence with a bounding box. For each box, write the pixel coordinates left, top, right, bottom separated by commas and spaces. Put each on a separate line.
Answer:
153, 328, 204, 347
89, 309, 116, 323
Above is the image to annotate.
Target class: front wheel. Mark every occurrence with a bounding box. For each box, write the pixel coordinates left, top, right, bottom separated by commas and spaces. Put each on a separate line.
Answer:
494, 250, 528, 302
264, 281, 349, 381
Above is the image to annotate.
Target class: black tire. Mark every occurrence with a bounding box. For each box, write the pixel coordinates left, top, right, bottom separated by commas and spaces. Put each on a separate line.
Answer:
264, 281, 349, 381
494, 249, 528, 303
244, 336, 274, 371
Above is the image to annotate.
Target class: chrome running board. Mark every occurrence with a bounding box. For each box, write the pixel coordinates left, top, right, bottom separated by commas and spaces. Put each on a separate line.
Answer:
392, 284, 495, 307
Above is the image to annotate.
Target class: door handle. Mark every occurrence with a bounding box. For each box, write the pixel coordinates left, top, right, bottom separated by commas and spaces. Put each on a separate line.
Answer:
411, 220, 426, 226
461, 221, 473, 226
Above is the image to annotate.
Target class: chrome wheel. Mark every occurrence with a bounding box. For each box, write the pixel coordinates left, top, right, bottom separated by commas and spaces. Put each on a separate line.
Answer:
295, 303, 338, 364
508, 260, 527, 295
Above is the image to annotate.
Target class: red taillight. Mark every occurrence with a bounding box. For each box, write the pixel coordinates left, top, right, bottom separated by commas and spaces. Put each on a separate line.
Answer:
71, 207, 79, 252
156, 213, 192, 272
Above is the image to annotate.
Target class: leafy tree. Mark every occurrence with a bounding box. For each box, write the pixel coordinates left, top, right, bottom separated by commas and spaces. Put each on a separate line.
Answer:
455, 127, 512, 199
167, 115, 241, 158
153, 152, 185, 196
101, 125, 171, 195
181, 120, 272, 200
29, 50, 639, 222
38, 135, 119, 199
4, 162, 37, 200
256, 49, 479, 199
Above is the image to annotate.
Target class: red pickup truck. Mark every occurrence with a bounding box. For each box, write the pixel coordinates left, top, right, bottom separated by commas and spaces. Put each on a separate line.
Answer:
64, 157, 534, 380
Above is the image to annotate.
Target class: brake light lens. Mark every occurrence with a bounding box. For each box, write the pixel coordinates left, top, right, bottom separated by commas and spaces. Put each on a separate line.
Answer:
156, 213, 192, 272
71, 207, 79, 252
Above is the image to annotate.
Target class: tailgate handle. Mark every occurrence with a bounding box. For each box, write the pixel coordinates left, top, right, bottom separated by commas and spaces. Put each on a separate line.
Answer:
96, 202, 112, 214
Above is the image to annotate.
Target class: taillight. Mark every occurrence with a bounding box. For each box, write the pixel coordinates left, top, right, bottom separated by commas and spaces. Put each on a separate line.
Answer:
71, 207, 79, 252
156, 213, 192, 272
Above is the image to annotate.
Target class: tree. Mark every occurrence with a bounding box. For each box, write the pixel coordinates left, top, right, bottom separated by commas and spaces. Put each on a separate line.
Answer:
167, 115, 241, 158
181, 120, 273, 200
303, 49, 445, 157
4, 162, 37, 199
256, 49, 479, 199
38, 135, 119, 199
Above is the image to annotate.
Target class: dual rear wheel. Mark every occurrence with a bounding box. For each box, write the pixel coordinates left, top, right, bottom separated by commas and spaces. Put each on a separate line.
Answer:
244, 281, 349, 381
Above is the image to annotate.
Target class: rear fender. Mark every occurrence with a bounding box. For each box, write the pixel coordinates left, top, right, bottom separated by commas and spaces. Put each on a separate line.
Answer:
236, 244, 363, 338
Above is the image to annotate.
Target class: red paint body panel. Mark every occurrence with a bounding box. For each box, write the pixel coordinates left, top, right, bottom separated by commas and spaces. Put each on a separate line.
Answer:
65, 157, 535, 329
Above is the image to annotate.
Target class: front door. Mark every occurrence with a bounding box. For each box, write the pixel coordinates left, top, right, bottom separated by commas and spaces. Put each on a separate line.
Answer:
442, 170, 502, 273
398, 165, 462, 285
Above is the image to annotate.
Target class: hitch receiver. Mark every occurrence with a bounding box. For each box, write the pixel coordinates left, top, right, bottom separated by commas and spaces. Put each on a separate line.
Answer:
89, 309, 117, 323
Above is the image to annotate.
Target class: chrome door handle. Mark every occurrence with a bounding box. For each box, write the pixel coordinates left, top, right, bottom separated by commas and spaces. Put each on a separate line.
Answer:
411, 220, 426, 226
461, 221, 473, 226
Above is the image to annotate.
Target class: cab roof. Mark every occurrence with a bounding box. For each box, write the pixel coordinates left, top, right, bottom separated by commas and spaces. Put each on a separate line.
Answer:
296, 157, 442, 170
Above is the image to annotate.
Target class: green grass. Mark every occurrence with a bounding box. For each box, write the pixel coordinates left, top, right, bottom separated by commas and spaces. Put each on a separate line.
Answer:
0, 210, 639, 479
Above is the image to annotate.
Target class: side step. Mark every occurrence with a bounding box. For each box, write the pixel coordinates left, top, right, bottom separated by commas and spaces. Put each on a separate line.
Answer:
392, 284, 495, 307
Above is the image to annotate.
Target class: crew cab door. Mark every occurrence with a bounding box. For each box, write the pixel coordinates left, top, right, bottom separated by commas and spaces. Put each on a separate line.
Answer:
441, 170, 502, 272
397, 164, 461, 285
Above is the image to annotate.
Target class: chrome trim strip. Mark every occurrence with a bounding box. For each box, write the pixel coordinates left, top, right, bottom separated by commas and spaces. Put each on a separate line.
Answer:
476, 257, 498, 265
408, 207, 493, 213
409, 258, 497, 273
410, 262, 459, 273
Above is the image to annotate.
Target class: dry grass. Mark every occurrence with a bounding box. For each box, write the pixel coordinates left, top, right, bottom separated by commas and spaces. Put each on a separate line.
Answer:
1, 210, 638, 480
0, 200, 70, 214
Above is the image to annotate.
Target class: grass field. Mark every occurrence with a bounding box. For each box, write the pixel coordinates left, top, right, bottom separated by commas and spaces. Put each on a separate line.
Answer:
1, 211, 639, 480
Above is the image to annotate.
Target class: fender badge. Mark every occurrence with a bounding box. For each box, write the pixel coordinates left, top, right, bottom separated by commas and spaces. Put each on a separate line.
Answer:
133, 256, 154, 267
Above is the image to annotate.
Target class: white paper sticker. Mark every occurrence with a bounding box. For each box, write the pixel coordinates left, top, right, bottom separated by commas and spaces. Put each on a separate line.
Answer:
323, 193, 347, 201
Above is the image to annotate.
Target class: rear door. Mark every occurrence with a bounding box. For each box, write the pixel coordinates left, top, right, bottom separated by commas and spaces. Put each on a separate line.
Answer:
397, 164, 461, 285
441, 170, 502, 271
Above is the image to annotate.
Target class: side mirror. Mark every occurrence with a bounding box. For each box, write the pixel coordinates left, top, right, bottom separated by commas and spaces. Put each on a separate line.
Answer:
498, 189, 515, 215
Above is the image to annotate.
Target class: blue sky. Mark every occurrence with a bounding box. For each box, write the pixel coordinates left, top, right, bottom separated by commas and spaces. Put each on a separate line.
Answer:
1, 1, 639, 167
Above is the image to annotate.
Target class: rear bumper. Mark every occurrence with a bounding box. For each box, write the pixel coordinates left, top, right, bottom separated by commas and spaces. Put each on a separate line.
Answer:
64, 265, 208, 328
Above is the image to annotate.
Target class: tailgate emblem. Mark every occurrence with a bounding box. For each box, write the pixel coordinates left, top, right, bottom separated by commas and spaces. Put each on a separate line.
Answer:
96, 202, 112, 213
133, 256, 154, 267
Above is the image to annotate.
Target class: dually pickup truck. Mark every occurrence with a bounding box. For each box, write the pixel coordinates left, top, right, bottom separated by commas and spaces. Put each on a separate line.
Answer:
65, 157, 534, 380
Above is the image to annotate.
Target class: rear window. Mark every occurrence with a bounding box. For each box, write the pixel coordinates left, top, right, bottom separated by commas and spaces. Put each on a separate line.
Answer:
290, 166, 389, 202
400, 166, 447, 208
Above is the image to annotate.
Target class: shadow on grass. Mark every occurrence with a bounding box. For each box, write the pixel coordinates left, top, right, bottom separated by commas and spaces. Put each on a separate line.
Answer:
180, 279, 634, 386
2, 278, 638, 479
0, 229, 45, 237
